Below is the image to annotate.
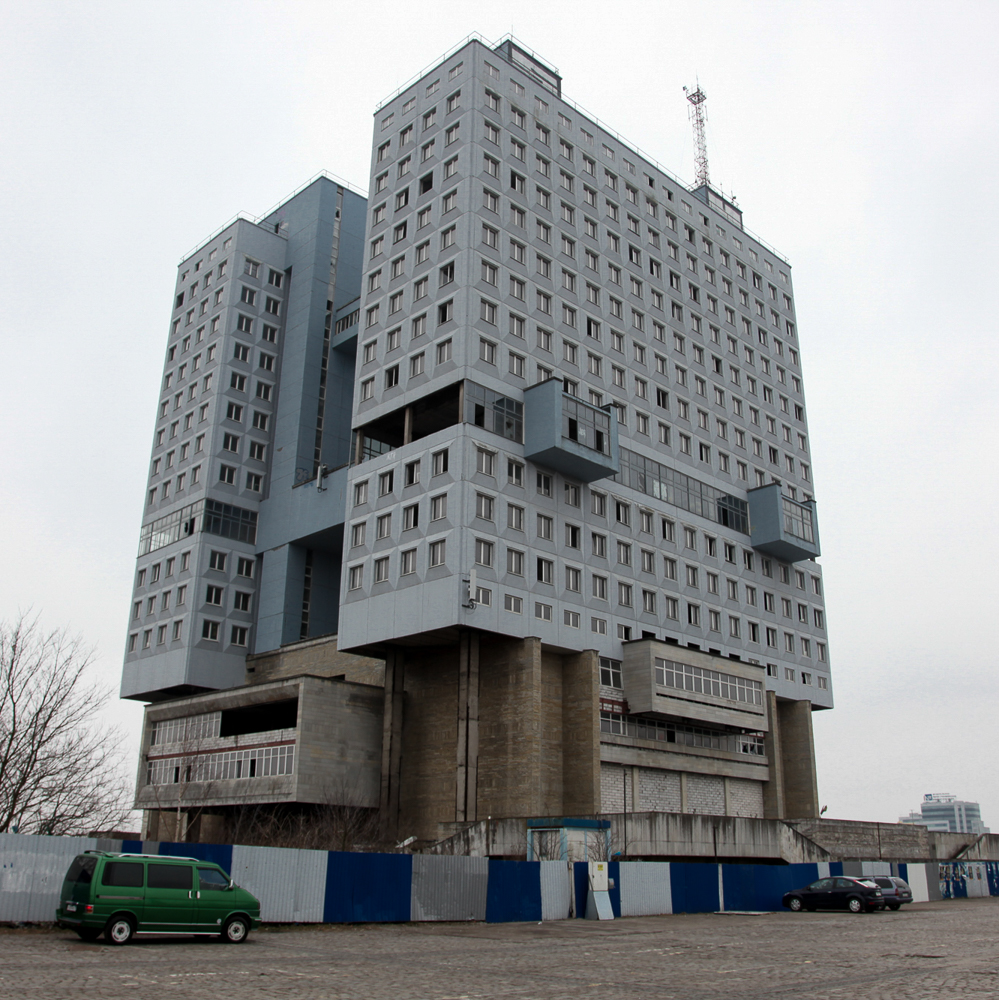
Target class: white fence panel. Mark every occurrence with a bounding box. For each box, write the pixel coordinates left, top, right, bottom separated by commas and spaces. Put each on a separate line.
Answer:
905, 863, 929, 902
0, 833, 114, 923
967, 861, 988, 897
539, 861, 572, 921
411, 855, 488, 921
619, 861, 672, 916
860, 861, 892, 878
229, 845, 328, 923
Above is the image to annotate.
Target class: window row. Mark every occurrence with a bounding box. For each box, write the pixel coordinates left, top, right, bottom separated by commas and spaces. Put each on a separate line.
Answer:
135, 552, 254, 589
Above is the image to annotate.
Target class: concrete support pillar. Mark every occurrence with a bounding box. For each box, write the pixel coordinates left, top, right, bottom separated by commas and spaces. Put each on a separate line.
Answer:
379, 648, 405, 841
455, 631, 480, 823
680, 772, 689, 813
778, 698, 820, 818
561, 648, 601, 815
477, 635, 544, 819
762, 690, 787, 819
723, 777, 732, 817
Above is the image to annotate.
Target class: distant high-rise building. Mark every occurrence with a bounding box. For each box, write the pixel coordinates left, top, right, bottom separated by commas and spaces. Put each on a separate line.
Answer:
123, 37, 833, 845
899, 794, 989, 834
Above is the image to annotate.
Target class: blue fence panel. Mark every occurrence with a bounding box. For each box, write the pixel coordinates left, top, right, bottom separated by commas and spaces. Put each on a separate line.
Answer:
573, 861, 589, 918
670, 862, 720, 914
121, 839, 143, 853
323, 851, 412, 923
157, 840, 234, 873
721, 863, 819, 911
988, 862, 999, 897
486, 860, 542, 923
719, 864, 754, 911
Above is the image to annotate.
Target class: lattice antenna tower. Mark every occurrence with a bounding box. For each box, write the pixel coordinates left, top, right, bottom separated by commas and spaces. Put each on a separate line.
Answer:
683, 83, 710, 187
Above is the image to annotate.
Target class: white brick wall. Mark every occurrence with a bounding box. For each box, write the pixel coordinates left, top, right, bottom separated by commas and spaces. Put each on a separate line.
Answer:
727, 777, 764, 818
686, 773, 726, 815
600, 762, 625, 812
638, 768, 682, 812
603, 765, 764, 818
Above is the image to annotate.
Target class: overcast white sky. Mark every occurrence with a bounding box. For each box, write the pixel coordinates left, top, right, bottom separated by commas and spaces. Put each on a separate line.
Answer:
2, 0, 997, 828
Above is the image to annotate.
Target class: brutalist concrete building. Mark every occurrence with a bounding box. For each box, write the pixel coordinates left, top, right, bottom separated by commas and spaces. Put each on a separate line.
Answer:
124, 37, 833, 847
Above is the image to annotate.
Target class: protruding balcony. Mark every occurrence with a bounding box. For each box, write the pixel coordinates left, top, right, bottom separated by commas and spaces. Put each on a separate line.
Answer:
748, 482, 821, 563
523, 379, 619, 483
622, 639, 768, 732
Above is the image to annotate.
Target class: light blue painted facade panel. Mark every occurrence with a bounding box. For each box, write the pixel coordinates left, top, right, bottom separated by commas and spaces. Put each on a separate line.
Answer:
619, 861, 672, 916
540, 861, 572, 920
410, 854, 488, 921
230, 844, 328, 922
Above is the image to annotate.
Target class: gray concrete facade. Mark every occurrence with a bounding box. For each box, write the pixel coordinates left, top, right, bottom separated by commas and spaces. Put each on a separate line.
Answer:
339, 39, 832, 714
121, 176, 367, 701
120, 37, 837, 838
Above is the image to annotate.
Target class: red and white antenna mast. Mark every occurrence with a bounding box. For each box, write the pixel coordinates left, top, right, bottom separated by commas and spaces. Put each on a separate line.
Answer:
683, 83, 710, 187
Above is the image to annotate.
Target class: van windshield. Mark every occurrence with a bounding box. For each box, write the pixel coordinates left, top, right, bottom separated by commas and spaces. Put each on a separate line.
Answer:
65, 856, 98, 884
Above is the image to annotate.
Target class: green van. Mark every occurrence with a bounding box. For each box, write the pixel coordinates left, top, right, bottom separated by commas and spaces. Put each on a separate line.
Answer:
55, 851, 261, 945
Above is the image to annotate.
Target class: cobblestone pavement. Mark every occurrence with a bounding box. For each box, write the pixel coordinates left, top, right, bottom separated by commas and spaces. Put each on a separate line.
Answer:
2, 899, 998, 1000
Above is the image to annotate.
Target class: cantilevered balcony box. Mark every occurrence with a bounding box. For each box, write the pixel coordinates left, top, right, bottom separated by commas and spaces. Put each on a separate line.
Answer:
523, 379, 619, 483
622, 639, 768, 732
747, 482, 821, 563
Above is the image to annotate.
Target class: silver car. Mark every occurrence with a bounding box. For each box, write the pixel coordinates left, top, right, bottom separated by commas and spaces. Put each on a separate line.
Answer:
869, 876, 913, 910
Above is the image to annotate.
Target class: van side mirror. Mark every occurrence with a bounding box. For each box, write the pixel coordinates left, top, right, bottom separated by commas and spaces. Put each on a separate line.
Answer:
228, 880, 234, 889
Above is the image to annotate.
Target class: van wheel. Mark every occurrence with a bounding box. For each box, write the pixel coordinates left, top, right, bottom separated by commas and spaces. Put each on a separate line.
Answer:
105, 916, 135, 945
222, 916, 249, 943
75, 929, 101, 942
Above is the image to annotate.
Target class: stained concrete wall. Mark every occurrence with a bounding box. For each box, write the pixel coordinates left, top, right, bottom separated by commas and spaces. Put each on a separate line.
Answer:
246, 633, 384, 686
134, 674, 383, 816
429, 812, 831, 863
789, 819, 999, 862
389, 636, 601, 842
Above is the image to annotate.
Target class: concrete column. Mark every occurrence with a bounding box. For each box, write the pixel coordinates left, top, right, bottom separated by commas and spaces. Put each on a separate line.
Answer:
723, 777, 732, 817
561, 648, 601, 816
680, 772, 689, 813
455, 631, 480, 822
630, 766, 641, 813
779, 698, 820, 818
762, 690, 787, 819
477, 635, 543, 818
379, 648, 405, 841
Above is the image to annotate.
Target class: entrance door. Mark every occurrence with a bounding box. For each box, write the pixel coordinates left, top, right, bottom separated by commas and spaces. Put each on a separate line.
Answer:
144, 863, 195, 932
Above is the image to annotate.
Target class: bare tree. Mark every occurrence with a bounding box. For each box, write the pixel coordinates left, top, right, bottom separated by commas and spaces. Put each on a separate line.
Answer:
140, 711, 220, 842
0, 614, 131, 835
224, 778, 379, 852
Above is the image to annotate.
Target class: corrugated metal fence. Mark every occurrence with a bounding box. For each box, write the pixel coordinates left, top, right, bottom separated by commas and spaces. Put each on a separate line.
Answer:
0, 832, 981, 926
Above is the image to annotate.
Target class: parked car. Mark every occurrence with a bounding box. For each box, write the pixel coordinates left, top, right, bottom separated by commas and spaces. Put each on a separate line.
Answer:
782, 876, 884, 913
869, 876, 913, 910
55, 851, 261, 944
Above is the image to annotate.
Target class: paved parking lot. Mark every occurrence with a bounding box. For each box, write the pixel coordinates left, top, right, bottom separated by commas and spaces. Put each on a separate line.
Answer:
1, 898, 997, 1000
